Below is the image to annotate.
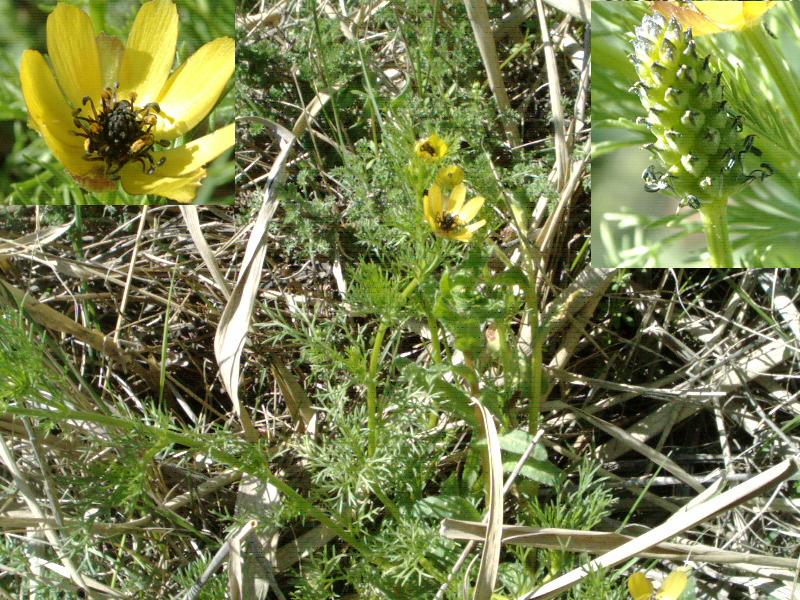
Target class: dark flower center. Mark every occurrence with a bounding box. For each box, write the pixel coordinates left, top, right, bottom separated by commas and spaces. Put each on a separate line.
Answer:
436, 212, 462, 233
420, 141, 437, 156
71, 84, 169, 179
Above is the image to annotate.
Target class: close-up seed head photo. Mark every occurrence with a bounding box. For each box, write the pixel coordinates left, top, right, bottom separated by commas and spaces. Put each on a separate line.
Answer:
593, 0, 800, 267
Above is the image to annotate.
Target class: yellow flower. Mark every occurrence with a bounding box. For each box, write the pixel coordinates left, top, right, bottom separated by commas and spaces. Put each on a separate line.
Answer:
423, 182, 486, 242
414, 133, 448, 162
435, 165, 465, 189
652, 1, 777, 36
628, 569, 689, 600
20, 0, 234, 203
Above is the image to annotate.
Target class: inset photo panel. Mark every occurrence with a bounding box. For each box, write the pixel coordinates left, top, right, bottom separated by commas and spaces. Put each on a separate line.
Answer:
1, 0, 234, 205
593, 1, 798, 267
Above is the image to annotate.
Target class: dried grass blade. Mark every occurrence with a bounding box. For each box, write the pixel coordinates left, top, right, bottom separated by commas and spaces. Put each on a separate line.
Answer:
112, 205, 147, 344
463, 0, 521, 147
0, 218, 75, 253
534, 0, 569, 189
0, 433, 91, 593
534, 145, 589, 254
542, 0, 589, 21
524, 458, 799, 599
270, 357, 316, 434
181, 206, 231, 301
541, 267, 616, 337
214, 119, 292, 441
471, 399, 504, 600
225, 519, 259, 600
275, 526, 338, 572
574, 407, 705, 493
440, 520, 799, 568
712, 338, 796, 391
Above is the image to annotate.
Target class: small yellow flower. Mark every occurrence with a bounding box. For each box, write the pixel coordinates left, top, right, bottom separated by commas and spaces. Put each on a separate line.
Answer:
20, 0, 234, 203
414, 133, 448, 162
628, 569, 689, 600
652, 1, 777, 36
435, 165, 465, 189
423, 182, 486, 242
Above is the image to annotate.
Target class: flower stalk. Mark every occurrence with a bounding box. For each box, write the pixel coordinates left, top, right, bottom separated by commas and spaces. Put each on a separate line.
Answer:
366, 254, 443, 457
699, 199, 732, 267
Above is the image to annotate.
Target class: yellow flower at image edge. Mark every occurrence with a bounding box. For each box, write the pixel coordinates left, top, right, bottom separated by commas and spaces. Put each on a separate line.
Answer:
628, 569, 688, 600
415, 133, 448, 162
652, 1, 777, 36
423, 183, 485, 242
20, 0, 234, 203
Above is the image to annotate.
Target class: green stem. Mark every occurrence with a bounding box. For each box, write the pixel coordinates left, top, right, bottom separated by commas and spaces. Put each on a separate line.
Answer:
366, 254, 442, 457
490, 234, 543, 433
699, 200, 733, 267
528, 280, 542, 435
425, 308, 442, 365
366, 320, 389, 457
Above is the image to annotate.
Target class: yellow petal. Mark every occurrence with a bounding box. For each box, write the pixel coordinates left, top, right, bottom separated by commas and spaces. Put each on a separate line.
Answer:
428, 133, 448, 158
46, 3, 102, 108
654, 1, 776, 36
152, 122, 235, 177
423, 192, 436, 228
20, 50, 91, 175
656, 570, 688, 600
628, 572, 654, 600
96, 34, 125, 90
119, 123, 233, 202
118, 0, 179, 105
743, 2, 776, 21
415, 133, 448, 161
427, 183, 443, 216
447, 183, 467, 214
466, 219, 485, 232
449, 227, 476, 242
121, 168, 206, 203
21, 50, 116, 191
652, 2, 718, 35
20, 50, 74, 135
457, 196, 484, 223
447, 218, 485, 242
692, 1, 745, 29
695, 1, 775, 30
156, 37, 234, 139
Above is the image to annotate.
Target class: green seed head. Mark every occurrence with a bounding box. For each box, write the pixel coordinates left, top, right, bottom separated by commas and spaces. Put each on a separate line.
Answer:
631, 12, 770, 208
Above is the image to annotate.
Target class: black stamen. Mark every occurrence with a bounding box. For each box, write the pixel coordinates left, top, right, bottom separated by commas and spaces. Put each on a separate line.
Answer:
436, 212, 463, 233
70, 84, 167, 178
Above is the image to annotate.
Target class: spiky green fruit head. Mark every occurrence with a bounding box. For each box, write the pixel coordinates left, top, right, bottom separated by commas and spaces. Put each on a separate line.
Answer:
631, 11, 768, 208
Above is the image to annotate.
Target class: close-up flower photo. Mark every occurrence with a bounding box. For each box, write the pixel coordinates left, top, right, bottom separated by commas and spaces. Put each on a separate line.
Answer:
3, 1, 800, 599
593, 0, 800, 266
1, 0, 234, 204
